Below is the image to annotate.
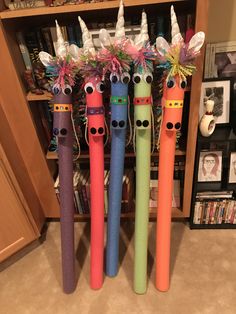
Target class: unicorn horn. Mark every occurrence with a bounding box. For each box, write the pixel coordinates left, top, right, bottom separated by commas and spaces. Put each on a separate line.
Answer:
78, 16, 96, 55
134, 10, 149, 48
55, 20, 67, 57
115, 0, 125, 40
170, 5, 183, 44
140, 11, 149, 42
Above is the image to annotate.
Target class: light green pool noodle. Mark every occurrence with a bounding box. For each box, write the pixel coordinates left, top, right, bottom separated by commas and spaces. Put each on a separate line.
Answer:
134, 76, 152, 294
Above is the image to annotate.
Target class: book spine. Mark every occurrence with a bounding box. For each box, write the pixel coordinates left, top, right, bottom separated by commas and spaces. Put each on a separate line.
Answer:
24, 31, 40, 64
204, 43, 211, 79
193, 201, 200, 224
41, 27, 55, 56
16, 31, 32, 70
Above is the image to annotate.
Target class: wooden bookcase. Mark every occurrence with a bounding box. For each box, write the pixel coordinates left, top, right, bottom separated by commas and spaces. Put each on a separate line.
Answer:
0, 0, 209, 224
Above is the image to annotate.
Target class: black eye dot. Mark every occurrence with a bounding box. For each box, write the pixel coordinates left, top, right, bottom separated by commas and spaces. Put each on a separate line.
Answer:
112, 76, 118, 83
134, 76, 141, 84
136, 120, 142, 127
90, 127, 96, 134
99, 83, 105, 92
146, 76, 152, 84
167, 122, 173, 129
119, 120, 125, 127
53, 87, 60, 95
98, 127, 104, 134
167, 80, 174, 88
143, 120, 149, 127
64, 87, 71, 95
181, 81, 187, 89
175, 122, 181, 130
112, 120, 118, 127
53, 128, 59, 136
123, 76, 129, 84
60, 128, 67, 135
86, 86, 93, 94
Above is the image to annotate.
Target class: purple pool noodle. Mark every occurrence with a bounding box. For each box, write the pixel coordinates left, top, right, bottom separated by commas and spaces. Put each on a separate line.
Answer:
54, 93, 76, 294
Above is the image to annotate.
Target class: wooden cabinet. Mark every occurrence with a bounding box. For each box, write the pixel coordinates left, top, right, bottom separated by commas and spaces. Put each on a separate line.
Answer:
0, 0, 208, 220
0, 144, 39, 262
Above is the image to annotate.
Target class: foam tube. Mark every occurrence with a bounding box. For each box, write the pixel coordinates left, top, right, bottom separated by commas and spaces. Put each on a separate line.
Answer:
156, 76, 185, 291
133, 77, 152, 294
106, 81, 128, 277
85, 77, 105, 289
53, 93, 75, 294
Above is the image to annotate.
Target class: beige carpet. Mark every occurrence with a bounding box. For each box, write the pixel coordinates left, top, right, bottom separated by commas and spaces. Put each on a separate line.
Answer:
0, 221, 236, 314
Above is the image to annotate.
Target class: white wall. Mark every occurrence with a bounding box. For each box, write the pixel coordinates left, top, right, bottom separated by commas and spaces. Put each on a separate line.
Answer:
207, 0, 236, 42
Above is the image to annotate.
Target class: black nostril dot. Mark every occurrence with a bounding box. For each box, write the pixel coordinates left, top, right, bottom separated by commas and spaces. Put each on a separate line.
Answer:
143, 120, 149, 127
53, 128, 59, 136
112, 120, 118, 127
136, 120, 142, 127
98, 127, 104, 134
166, 122, 173, 130
175, 122, 181, 130
90, 127, 96, 134
119, 120, 125, 127
60, 128, 67, 135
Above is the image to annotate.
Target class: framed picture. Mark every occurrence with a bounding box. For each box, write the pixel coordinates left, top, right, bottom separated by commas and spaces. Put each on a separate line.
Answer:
197, 150, 222, 182
199, 78, 233, 126
204, 41, 236, 84
228, 152, 236, 183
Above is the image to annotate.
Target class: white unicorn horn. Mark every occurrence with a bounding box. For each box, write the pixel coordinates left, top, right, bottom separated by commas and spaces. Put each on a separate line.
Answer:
78, 16, 96, 55
55, 20, 67, 57
170, 5, 183, 44
115, 0, 125, 40
134, 11, 149, 48
140, 11, 149, 42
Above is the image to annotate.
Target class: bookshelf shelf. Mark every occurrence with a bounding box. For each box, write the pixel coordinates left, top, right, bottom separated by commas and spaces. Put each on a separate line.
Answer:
0, 0, 185, 19
46, 149, 186, 160
27, 91, 52, 101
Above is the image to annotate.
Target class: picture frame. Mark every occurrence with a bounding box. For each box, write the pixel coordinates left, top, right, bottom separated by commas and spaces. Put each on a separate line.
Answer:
199, 78, 233, 126
204, 41, 236, 83
197, 150, 222, 182
228, 152, 236, 183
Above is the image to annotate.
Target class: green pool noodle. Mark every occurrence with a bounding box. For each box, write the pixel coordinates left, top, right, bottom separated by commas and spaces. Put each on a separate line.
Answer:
134, 78, 152, 294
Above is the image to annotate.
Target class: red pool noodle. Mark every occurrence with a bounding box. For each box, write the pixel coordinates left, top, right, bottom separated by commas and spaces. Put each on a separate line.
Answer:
156, 76, 185, 291
85, 77, 104, 289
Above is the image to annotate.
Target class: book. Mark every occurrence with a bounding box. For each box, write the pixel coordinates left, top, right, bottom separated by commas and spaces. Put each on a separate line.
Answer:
41, 27, 55, 56
24, 31, 40, 64
16, 31, 32, 70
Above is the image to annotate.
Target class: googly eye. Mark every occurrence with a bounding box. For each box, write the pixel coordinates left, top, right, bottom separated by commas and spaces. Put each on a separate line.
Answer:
84, 82, 95, 94
166, 78, 176, 89
110, 73, 119, 83
143, 73, 153, 84
62, 84, 72, 95
121, 72, 130, 84
96, 82, 105, 93
133, 73, 142, 84
52, 85, 61, 95
179, 79, 187, 89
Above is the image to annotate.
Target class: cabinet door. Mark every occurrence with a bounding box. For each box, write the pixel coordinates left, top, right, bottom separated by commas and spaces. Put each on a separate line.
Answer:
0, 158, 37, 262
